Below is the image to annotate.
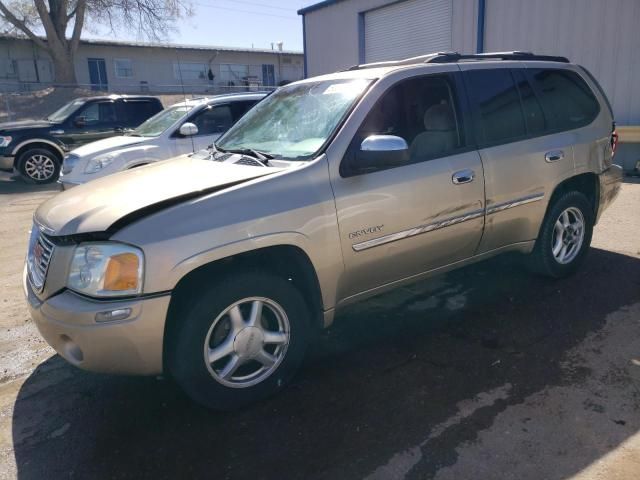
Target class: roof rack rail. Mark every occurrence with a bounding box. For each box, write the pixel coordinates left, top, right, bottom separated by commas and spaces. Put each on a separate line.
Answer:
426, 51, 570, 64
346, 51, 569, 70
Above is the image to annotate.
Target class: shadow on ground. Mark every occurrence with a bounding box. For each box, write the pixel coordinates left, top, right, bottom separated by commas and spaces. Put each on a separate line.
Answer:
0, 171, 61, 195
11, 248, 640, 479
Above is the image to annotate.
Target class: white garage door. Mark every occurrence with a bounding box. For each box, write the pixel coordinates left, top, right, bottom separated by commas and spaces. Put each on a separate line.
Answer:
364, 0, 452, 63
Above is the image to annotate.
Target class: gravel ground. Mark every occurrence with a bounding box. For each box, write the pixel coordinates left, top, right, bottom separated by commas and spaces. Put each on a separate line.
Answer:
0, 172, 638, 480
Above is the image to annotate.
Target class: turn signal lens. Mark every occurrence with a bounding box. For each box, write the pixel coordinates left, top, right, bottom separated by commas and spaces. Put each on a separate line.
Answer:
104, 253, 140, 291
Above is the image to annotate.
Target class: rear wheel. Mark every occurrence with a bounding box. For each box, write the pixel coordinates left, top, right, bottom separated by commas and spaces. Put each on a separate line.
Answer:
528, 191, 594, 278
17, 148, 60, 184
168, 271, 310, 410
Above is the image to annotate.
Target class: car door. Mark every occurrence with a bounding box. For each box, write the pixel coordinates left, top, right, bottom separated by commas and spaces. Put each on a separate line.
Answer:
171, 104, 235, 155
61, 101, 119, 147
460, 64, 578, 254
330, 72, 486, 301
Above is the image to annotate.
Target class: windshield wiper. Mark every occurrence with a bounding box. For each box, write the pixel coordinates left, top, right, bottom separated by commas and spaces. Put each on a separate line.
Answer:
215, 145, 273, 165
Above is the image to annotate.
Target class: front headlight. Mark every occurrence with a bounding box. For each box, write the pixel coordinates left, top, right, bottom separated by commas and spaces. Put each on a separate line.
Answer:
84, 153, 116, 174
0, 136, 12, 147
68, 243, 144, 297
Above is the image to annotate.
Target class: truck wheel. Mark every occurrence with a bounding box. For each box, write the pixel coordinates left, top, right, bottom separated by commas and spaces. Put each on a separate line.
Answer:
168, 271, 310, 410
17, 148, 60, 184
528, 191, 594, 278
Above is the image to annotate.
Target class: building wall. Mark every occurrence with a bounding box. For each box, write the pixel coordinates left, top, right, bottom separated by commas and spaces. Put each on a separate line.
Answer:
302, 0, 477, 77
0, 38, 303, 92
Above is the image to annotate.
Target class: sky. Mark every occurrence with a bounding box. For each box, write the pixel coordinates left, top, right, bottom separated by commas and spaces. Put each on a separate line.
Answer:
86, 0, 319, 52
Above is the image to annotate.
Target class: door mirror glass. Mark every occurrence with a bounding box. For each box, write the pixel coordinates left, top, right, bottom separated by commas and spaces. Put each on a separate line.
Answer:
179, 122, 198, 137
355, 135, 409, 170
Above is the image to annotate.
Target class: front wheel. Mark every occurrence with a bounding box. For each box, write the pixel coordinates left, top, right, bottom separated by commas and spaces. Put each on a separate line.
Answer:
168, 271, 310, 410
17, 148, 60, 184
528, 191, 594, 278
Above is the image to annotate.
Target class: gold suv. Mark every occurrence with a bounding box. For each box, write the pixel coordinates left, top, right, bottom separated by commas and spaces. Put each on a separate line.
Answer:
24, 52, 622, 409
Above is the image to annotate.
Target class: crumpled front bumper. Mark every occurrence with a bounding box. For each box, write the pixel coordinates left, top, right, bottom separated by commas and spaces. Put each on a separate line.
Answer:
24, 266, 170, 375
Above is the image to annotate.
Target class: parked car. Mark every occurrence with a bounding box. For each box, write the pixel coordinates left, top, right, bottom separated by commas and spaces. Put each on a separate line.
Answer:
0, 95, 162, 184
24, 52, 622, 410
59, 93, 266, 189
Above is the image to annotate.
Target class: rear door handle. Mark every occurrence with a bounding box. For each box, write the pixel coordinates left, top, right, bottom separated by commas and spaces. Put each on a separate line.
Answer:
452, 169, 475, 185
545, 150, 565, 162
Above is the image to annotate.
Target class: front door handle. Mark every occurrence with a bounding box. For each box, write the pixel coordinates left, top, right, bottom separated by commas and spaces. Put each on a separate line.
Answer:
452, 169, 475, 185
545, 150, 565, 162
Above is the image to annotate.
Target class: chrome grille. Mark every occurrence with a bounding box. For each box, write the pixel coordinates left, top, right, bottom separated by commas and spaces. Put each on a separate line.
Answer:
27, 226, 55, 291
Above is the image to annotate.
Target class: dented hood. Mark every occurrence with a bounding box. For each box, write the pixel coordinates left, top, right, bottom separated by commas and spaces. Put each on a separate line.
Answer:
35, 155, 277, 236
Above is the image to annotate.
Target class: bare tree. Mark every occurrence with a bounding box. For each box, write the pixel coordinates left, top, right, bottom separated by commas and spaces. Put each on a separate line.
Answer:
0, 0, 192, 84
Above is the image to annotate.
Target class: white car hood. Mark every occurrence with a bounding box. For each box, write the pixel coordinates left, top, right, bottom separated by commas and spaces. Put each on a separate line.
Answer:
69, 135, 147, 157
36, 156, 279, 235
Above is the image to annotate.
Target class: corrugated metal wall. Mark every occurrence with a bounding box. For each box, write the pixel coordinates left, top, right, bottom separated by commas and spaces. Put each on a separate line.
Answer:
485, 0, 640, 125
303, 0, 477, 76
364, 0, 452, 63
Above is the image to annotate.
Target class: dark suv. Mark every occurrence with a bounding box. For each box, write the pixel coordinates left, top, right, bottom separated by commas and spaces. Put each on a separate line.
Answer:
0, 95, 162, 183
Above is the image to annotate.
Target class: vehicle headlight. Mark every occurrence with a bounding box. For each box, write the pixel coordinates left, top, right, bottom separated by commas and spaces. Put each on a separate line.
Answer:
68, 243, 144, 297
84, 153, 116, 174
0, 136, 12, 147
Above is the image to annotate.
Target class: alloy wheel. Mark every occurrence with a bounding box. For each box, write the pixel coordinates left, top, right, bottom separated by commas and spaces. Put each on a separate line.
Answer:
24, 154, 56, 181
203, 297, 290, 388
551, 206, 585, 264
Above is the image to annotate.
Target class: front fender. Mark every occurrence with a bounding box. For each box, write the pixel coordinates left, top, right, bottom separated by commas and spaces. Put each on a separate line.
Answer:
170, 231, 313, 285
112, 156, 344, 311
11, 136, 66, 156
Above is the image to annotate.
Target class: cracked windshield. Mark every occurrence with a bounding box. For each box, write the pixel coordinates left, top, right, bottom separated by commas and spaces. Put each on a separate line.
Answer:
216, 79, 372, 159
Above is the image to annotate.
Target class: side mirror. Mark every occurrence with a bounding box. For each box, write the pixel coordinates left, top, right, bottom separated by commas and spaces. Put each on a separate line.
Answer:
74, 116, 86, 127
179, 122, 198, 137
354, 135, 409, 171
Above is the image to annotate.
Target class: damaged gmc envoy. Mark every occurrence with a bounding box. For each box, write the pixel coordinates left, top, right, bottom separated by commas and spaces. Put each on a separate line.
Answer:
25, 52, 622, 409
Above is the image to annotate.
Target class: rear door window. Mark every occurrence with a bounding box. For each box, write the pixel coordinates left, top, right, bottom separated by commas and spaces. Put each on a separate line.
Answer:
118, 100, 160, 127
465, 69, 526, 145
513, 69, 547, 135
526, 68, 599, 131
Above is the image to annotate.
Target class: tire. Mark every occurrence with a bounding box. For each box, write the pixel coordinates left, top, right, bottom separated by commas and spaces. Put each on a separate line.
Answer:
168, 271, 310, 410
17, 148, 61, 184
528, 191, 594, 278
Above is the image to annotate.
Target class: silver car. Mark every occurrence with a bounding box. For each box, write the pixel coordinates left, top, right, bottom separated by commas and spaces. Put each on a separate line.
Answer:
59, 93, 265, 188
24, 52, 622, 409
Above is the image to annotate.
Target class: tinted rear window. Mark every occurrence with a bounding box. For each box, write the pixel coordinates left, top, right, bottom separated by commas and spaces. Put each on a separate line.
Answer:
465, 69, 526, 144
120, 100, 162, 126
527, 68, 599, 131
513, 69, 547, 135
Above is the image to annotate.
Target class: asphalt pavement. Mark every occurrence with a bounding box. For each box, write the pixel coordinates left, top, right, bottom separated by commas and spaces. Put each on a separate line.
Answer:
0, 171, 639, 480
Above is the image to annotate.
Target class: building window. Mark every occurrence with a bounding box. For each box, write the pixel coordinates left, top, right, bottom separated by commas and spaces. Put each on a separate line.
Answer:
114, 58, 133, 78
174, 62, 208, 81
219, 64, 249, 85
0, 59, 17, 79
